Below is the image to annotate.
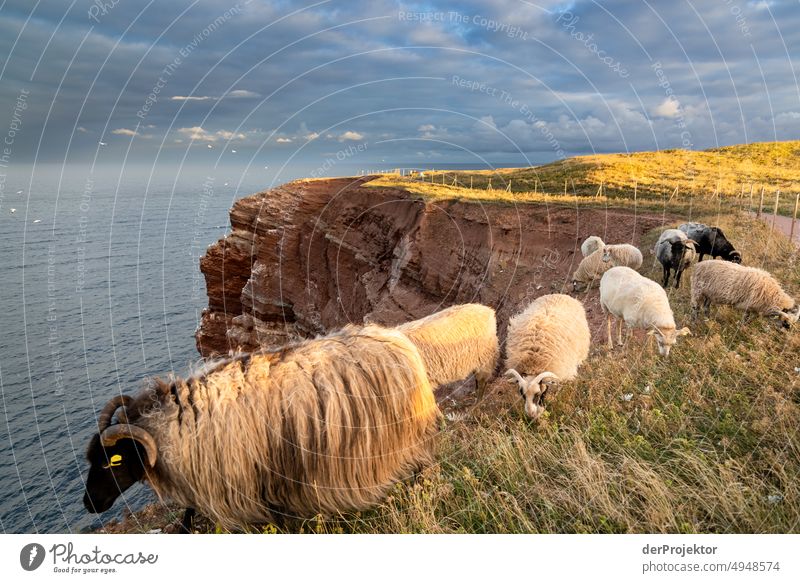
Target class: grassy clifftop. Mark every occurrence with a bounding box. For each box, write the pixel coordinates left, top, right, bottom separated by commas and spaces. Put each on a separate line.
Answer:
374, 141, 800, 214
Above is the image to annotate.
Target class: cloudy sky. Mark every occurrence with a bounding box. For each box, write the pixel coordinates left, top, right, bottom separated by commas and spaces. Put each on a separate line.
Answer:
1, 0, 798, 171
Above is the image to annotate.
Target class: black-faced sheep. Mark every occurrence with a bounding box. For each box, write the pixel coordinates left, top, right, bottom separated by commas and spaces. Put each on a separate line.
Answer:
504, 294, 590, 419
600, 266, 691, 357
679, 222, 741, 263
83, 325, 440, 530
655, 228, 697, 288
581, 236, 604, 257
397, 303, 499, 399
691, 259, 799, 328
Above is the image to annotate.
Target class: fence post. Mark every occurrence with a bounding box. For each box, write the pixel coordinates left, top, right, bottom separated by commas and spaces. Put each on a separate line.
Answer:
748, 183, 754, 213
790, 193, 799, 243
757, 185, 765, 218
564, 178, 567, 197
772, 190, 781, 230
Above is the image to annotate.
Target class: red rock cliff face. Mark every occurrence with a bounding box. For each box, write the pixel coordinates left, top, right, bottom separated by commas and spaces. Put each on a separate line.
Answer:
196, 176, 666, 357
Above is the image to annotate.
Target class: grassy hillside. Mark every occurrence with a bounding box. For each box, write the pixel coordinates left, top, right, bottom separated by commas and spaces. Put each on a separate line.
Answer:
379, 141, 800, 216
102, 143, 800, 535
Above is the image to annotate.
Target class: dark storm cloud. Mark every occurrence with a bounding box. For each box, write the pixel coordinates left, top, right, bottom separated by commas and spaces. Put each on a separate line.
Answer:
0, 0, 798, 166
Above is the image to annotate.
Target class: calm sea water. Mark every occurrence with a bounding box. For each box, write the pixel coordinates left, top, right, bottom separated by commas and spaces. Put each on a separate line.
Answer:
0, 161, 521, 533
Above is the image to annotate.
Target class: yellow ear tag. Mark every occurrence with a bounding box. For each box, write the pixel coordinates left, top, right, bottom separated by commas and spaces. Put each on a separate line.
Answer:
103, 454, 123, 469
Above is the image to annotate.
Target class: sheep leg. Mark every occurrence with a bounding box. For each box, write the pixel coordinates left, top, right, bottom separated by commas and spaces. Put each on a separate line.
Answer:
179, 507, 195, 534
606, 314, 615, 349
617, 318, 625, 346
662, 265, 670, 287
674, 268, 683, 289
474, 372, 490, 402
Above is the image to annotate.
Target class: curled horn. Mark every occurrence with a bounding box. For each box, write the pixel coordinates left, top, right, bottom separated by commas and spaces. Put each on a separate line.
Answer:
97, 395, 133, 432
532, 372, 560, 393
100, 424, 158, 467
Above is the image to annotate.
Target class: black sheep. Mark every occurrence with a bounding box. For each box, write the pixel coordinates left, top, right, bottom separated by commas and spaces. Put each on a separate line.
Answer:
679, 222, 742, 263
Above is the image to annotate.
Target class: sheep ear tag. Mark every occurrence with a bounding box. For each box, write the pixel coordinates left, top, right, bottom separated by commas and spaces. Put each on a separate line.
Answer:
103, 454, 122, 469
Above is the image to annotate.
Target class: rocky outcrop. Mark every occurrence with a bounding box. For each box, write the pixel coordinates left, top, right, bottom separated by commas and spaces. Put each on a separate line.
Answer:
196, 176, 666, 356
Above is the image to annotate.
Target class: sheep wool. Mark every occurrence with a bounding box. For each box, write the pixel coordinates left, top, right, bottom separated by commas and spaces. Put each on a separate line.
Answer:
112, 325, 440, 529
691, 260, 798, 325
602, 244, 643, 271
397, 303, 499, 392
581, 236, 604, 257
572, 247, 612, 290
505, 294, 590, 380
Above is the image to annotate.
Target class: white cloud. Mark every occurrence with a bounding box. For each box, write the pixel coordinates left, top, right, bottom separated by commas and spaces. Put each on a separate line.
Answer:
112, 128, 138, 137
77, 126, 88, 133
177, 127, 245, 142
417, 124, 435, 132
338, 130, 364, 141
227, 89, 261, 98
653, 98, 681, 118
276, 137, 293, 143
170, 95, 215, 101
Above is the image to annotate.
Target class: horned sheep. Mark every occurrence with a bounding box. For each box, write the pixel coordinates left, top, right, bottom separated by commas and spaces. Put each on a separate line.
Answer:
581, 235, 604, 257
572, 244, 643, 291
397, 303, 499, 399
679, 222, 741, 263
599, 266, 690, 357
691, 260, 799, 329
83, 324, 441, 530
655, 228, 697, 288
504, 294, 590, 419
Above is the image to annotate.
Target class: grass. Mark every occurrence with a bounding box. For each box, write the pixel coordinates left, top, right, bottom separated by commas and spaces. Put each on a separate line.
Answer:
110, 144, 800, 534
383, 140, 800, 217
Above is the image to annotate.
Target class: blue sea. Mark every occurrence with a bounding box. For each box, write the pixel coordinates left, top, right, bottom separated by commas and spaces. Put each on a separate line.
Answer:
0, 160, 521, 533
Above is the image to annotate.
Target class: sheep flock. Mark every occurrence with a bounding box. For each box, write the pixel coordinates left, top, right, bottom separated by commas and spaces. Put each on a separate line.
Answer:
83, 220, 797, 531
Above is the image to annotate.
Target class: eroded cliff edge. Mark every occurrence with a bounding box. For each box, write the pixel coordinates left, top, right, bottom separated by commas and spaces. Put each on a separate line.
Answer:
196, 175, 665, 357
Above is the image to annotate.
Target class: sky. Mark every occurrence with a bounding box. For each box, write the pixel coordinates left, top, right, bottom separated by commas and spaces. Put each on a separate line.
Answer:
1, 0, 799, 173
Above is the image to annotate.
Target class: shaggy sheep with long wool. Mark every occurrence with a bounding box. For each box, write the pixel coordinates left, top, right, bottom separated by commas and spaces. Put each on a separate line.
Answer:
655, 228, 697, 288
504, 294, 590, 419
397, 303, 499, 399
691, 260, 799, 328
572, 243, 643, 291
83, 325, 440, 530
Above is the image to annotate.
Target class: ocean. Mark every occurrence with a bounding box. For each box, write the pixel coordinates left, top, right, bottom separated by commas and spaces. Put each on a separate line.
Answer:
0, 161, 522, 533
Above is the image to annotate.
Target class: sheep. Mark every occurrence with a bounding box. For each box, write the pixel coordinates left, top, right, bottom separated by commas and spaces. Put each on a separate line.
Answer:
504, 294, 590, 419
571, 248, 611, 291
602, 243, 643, 270
599, 266, 691, 357
655, 228, 697, 288
691, 259, 799, 329
572, 244, 643, 291
397, 303, 499, 399
581, 235, 604, 257
83, 324, 440, 530
679, 222, 742, 263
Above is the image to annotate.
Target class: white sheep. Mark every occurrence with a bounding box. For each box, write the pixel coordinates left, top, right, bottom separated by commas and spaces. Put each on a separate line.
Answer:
572, 243, 643, 291
599, 266, 690, 356
691, 260, 799, 328
397, 303, 499, 399
504, 294, 590, 419
602, 244, 643, 270
581, 236, 604, 257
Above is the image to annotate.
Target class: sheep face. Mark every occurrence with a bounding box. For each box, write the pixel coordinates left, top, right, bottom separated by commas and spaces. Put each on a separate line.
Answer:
648, 326, 691, 357
727, 250, 742, 264
571, 278, 587, 292
83, 434, 149, 513
507, 370, 558, 420
770, 304, 800, 329
601, 249, 612, 263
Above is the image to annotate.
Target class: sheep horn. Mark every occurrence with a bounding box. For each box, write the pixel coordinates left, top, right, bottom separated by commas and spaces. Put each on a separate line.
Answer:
505, 369, 527, 388
100, 424, 158, 467
97, 395, 133, 432
532, 372, 559, 389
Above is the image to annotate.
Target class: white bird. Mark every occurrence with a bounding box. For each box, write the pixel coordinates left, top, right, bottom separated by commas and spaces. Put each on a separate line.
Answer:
33, 219, 41, 223
231, 149, 237, 153
99, 141, 107, 146
16, 190, 23, 194
10, 208, 16, 213
224, 182, 229, 186
207, 144, 213, 148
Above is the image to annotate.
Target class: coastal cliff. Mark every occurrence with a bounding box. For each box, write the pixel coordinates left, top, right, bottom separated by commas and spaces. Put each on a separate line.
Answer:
196, 175, 665, 357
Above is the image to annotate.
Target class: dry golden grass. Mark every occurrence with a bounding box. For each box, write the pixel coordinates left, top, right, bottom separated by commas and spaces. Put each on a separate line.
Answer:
384, 140, 800, 216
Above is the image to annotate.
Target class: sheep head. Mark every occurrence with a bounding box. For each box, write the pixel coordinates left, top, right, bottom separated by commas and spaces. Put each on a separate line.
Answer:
727, 249, 742, 264
648, 326, 691, 357
766, 304, 800, 329
506, 369, 559, 420
84, 398, 158, 514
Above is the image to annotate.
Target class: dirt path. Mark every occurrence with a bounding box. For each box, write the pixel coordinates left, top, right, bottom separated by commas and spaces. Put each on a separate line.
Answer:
752, 211, 800, 247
